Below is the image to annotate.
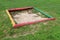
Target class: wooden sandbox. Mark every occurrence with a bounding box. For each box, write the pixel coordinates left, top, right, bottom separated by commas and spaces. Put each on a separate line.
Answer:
6, 7, 55, 28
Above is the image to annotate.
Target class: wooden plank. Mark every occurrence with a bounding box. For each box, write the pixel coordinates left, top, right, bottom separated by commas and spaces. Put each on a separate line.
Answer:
6, 10, 15, 26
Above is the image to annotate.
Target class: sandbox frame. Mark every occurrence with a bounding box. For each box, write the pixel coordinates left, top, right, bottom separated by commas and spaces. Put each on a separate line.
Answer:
6, 7, 55, 28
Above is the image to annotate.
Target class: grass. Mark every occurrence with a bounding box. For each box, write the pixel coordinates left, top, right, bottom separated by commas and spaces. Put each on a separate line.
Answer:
0, 0, 60, 40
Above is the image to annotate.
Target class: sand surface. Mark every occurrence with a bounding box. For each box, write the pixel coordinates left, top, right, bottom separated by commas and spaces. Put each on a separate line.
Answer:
12, 10, 43, 24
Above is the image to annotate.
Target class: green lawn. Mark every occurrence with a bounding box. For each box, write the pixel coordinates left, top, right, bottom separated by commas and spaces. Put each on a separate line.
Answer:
0, 0, 60, 40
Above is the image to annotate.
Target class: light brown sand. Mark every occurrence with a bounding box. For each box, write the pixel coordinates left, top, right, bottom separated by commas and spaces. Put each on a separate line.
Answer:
12, 10, 42, 24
